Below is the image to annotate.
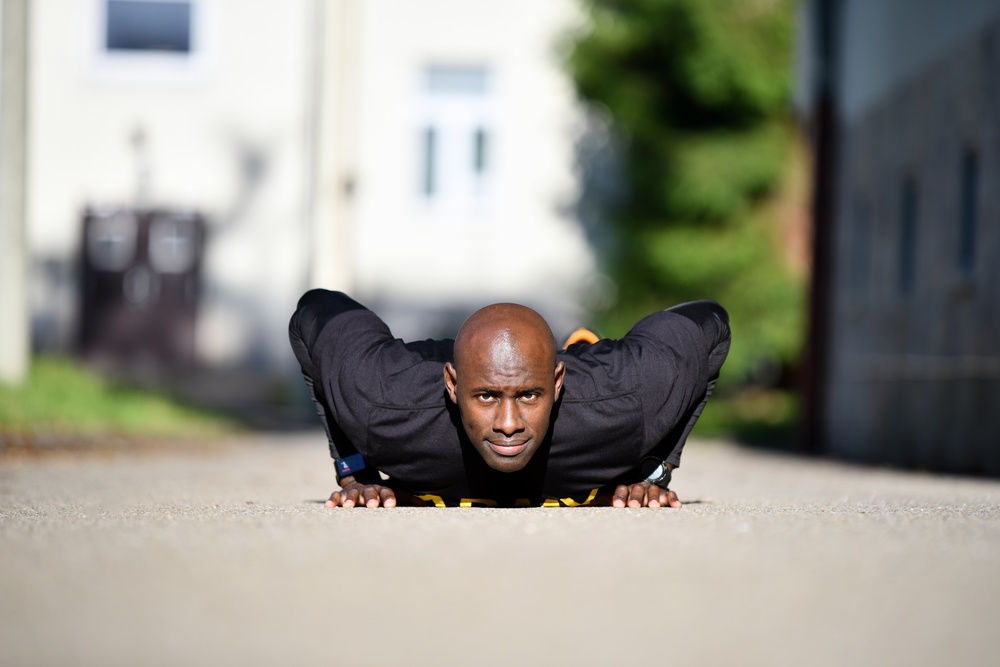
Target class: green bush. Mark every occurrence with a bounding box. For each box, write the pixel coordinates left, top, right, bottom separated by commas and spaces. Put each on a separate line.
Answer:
567, 0, 804, 395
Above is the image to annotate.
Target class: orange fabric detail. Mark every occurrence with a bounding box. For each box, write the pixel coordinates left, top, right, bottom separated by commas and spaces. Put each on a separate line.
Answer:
562, 327, 600, 349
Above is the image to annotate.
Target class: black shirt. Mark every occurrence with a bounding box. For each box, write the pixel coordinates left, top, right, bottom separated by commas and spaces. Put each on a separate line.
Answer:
290, 290, 730, 504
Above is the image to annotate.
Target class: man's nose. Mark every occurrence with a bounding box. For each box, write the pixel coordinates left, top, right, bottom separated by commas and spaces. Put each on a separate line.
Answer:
493, 399, 524, 436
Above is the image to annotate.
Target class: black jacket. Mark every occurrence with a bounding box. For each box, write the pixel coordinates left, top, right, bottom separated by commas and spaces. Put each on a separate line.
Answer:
289, 290, 730, 504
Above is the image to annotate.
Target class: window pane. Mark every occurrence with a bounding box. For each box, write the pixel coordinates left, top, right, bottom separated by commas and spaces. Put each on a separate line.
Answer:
106, 1, 192, 53
850, 197, 870, 294
423, 127, 437, 197
473, 128, 488, 175
149, 215, 198, 274
88, 212, 137, 271
899, 178, 918, 295
959, 149, 978, 274
425, 66, 488, 95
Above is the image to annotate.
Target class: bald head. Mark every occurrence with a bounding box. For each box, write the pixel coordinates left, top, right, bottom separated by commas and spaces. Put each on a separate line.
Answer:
444, 303, 565, 473
453, 303, 557, 372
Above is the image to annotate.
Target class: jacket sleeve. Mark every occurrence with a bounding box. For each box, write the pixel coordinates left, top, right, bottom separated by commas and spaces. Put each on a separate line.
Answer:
288, 289, 386, 483
627, 300, 731, 469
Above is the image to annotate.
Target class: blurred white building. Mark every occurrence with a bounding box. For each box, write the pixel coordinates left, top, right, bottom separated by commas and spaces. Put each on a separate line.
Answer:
24, 0, 598, 375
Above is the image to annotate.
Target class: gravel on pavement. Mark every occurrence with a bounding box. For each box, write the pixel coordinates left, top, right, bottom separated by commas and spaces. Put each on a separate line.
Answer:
2, 433, 999, 667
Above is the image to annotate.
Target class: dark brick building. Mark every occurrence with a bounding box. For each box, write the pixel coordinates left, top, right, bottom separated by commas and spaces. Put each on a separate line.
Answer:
799, 0, 1000, 475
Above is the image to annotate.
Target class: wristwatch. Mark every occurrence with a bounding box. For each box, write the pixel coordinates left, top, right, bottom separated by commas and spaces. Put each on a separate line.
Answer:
639, 456, 672, 488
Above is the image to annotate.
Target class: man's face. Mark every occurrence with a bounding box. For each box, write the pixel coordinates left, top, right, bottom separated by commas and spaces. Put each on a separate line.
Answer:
444, 331, 565, 473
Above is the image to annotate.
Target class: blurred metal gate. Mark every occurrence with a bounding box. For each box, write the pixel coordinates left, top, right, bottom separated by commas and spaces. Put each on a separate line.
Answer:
79, 207, 205, 368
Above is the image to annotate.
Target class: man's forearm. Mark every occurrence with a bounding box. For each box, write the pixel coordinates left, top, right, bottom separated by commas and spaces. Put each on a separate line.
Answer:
289, 289, 369, 462
658, 300, 732, 468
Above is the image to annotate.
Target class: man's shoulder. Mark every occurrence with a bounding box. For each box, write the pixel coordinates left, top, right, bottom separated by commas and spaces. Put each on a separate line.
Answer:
374, 338, 455, 408
556, 309, 705, 400
558, 340, 640, 402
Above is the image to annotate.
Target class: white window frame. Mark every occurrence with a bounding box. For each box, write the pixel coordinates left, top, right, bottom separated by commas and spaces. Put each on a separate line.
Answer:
84, 0, 213, 86
415, 65, 498, 219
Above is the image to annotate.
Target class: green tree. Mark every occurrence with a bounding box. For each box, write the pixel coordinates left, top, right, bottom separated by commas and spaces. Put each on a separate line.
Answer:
568, 0, 803, 389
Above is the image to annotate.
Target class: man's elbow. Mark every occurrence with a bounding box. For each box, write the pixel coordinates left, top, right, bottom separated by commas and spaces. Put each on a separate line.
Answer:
290, 289, 366, 350
667, 300, 730, 339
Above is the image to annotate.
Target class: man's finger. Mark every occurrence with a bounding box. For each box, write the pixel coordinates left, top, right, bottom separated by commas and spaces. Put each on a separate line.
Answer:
342, 487, 360, 508
362, 485, 380, 508
647, 484, 662, 508
612, 485, 629, 508
380, 487, 397, 508
626, 483, 642, 508
627, 483, 646, 508
325, 491, 341, 508
667, 490, 682, 508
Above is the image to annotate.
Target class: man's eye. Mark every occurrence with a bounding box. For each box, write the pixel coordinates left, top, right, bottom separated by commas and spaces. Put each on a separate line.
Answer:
521, 393, 539, 402
476, 394, 495, 403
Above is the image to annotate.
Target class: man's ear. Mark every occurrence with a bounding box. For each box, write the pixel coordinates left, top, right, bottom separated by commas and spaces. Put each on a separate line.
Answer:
553, 361, 566, 400
443, 362, 459, 403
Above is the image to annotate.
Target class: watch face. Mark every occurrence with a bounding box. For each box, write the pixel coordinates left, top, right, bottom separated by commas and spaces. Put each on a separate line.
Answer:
639, 457, 664, 481
639, 456, 671, 486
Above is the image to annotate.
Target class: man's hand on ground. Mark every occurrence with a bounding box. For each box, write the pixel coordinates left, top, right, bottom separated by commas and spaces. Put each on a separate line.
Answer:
326, 475, 397, 508
611, 481, 682, 508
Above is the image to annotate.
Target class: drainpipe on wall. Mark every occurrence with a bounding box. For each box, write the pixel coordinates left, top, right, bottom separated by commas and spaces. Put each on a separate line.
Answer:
0, 0, 29, 385
306, 0, 360, 293
802, 0, 841, 454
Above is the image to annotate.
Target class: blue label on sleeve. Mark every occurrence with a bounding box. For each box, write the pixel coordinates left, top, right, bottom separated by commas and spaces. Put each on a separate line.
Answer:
335, 453, 365, 476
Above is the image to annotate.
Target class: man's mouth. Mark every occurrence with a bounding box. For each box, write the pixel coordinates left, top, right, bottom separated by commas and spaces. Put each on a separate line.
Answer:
488, 440, 528, 456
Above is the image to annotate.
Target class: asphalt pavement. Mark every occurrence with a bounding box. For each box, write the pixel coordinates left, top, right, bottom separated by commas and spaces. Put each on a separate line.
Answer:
2, 432, 999, 667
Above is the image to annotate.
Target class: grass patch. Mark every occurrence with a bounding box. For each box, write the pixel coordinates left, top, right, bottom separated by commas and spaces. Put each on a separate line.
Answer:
0, 356, 238, 445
